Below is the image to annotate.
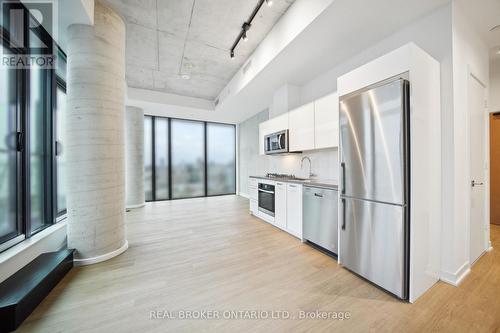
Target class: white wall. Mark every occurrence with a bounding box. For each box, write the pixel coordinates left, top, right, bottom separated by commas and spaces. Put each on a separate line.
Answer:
444, 0, 491, 282
491, 58, 500, 113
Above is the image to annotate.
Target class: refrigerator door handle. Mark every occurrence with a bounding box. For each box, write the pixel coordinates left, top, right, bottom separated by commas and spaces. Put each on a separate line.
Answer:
341, 162, 346, 195
341, 198, 346, 230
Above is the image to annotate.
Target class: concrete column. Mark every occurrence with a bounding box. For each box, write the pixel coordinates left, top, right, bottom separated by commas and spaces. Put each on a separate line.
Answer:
125, 106, 145, 209
66, 1, 127, 265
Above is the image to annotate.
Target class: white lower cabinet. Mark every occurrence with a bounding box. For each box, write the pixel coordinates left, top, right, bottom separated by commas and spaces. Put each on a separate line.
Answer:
250, 199, 258, 215
286, 183, 303, 238
248, 178, 303, 239
274, 182, 287, 229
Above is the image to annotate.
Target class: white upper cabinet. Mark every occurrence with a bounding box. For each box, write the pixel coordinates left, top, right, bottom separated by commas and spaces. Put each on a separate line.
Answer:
314, 92, 339, 149
289, 102, 315, 152
259, 113, 289, 155
259, 92, 339, 153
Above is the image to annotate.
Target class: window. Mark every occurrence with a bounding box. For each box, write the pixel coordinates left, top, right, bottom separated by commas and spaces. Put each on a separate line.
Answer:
144, 116, 153, 201
56, 50, 67, 216
0, 3, 65, 250
207, 123, 236, 196
144, 117, 236, 201
154, 118, 169, 200
171, 119, 205, 199
0, 45, 20, 244
29, 67, 53, 231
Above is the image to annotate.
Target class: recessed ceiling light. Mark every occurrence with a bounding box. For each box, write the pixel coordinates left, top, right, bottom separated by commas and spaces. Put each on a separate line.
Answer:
181, 74, 190, 80
266, 0, 273, 7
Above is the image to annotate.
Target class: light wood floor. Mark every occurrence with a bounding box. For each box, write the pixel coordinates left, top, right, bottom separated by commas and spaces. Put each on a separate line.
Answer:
18, 195, 500, 332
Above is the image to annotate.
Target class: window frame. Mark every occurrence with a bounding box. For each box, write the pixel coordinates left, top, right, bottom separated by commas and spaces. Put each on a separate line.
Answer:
0, 0, 64, 250
145, 116, 237, 202
55, 49, 67, 218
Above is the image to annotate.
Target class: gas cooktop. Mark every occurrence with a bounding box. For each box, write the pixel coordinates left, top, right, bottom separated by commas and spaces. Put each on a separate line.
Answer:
265, 173, 300, 179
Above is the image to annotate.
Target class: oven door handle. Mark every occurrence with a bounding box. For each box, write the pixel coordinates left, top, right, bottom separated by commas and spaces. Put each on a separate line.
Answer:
258, 189, 275, 194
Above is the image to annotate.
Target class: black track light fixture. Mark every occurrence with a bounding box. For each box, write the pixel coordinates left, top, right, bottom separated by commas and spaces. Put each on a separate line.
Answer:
229, 0, 273, 59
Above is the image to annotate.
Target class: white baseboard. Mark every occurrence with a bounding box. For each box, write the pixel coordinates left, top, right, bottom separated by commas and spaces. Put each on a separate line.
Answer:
239, 192, 249, 199
440, 262, 471, 286
487, 241, 493, 252
126, 203, 145, 209
73, 241, 129, 266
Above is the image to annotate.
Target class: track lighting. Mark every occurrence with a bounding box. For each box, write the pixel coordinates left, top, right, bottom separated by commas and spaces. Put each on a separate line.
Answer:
229, 0, 272, 59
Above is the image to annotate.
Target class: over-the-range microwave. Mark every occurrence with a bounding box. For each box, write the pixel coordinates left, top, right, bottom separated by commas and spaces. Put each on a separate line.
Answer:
264, 130, 288, 155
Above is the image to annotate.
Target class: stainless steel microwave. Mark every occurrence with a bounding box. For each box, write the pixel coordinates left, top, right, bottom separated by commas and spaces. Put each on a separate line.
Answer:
264, 130, 288, 155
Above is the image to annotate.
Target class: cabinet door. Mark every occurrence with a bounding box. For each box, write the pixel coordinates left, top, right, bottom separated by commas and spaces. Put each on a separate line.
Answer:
259, 121, 270, 155
249, 178, 258, 201
289, 102, 315, 152
286, 183, 303, 238
250, 199, 258, 214
275, 182, 287, 229
267, 113, 289, 133
314, 92, 339, 149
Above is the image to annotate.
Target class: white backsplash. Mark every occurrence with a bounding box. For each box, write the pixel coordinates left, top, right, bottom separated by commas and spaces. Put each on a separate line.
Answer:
267, 149, 339, 181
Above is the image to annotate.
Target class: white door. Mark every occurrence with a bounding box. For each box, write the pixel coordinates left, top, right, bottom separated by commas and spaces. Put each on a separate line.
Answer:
469, 74, 487, 265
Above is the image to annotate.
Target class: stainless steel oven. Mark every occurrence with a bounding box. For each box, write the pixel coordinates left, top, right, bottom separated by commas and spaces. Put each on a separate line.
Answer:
258, 183, 275, 216
264, 130, 288, 155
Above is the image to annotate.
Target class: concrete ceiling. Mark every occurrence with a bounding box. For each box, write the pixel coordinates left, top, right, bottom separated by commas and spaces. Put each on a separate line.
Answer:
103, 0, 295, 100
129, 0, 451, 124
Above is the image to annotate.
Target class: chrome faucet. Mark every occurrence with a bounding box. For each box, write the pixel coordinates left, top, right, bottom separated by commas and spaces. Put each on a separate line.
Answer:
301, 156, 316, 178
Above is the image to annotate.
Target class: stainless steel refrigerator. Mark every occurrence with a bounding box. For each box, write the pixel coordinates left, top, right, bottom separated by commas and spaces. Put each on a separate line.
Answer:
339, 77, 410, 300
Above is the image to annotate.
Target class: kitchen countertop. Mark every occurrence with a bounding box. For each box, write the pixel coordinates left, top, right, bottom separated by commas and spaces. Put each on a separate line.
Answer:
249, 175, 338, 190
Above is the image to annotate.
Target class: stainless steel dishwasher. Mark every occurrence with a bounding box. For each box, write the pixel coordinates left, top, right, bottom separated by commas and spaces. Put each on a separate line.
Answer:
303, 186, 338, 254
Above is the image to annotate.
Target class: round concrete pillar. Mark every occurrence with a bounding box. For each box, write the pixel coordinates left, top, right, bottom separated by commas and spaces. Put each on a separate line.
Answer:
125, 106, 145, 209
66, 1, 127, 265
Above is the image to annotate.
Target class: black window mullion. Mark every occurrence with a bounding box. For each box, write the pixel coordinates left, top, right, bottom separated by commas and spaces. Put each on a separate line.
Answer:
23, 67, 31, 237
48, 65, 56, 225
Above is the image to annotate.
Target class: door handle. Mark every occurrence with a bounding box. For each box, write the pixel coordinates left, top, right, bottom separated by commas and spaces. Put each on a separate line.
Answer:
341, 162, 346, 195
342, 198, 346, 230
471, 180, 484, 187
314, 193, 323, 198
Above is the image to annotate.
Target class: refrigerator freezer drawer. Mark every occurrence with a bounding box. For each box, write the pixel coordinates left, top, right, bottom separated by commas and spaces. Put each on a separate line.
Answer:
340, 197, 408, 299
